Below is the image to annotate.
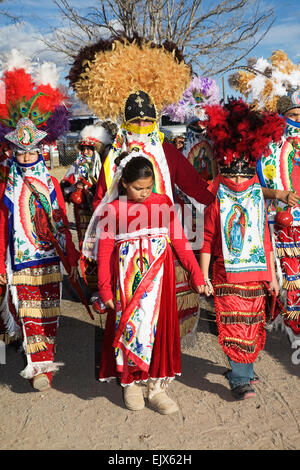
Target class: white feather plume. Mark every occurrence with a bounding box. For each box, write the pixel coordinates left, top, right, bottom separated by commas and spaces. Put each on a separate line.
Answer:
247, 75, 266, 104
0, 48, 32, 74
255, 57, 270, 72
33, 61, 60, 88
80, 124, 112, 146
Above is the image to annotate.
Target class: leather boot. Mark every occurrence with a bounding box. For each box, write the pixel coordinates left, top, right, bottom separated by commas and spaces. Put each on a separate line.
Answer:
123, 383, 145, 411
146, 380, 179, 415
32, 373, 51, 391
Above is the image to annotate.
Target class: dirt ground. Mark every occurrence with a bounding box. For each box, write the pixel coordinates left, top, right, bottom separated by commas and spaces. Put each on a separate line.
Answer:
1, 166, 300, 451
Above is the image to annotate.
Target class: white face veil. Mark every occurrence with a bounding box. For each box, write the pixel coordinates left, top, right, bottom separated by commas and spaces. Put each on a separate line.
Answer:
82, 150, 150, 260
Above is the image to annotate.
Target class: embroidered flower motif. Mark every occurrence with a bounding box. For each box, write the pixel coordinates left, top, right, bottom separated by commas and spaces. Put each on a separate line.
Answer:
263, 164, 276, 180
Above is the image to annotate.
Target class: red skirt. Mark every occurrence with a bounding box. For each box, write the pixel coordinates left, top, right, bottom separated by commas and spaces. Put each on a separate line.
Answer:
99, 245, 181, 385
213, 261, 267, 363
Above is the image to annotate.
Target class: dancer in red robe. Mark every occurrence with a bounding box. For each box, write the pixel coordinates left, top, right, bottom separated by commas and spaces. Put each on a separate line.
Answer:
84, 152, 205, 414
68, 34, 215, 341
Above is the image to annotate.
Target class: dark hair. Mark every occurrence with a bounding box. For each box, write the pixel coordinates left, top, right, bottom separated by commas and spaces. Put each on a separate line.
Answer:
117, 155, 155, 195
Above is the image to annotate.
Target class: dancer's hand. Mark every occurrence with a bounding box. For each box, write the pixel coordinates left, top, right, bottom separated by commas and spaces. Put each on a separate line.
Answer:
268, 278, 280, 297
104, 299, 115, 310
204, 278, 214, 296
278, 190, 300, 207
194, 285, 205, 294
0, 273, 7, 285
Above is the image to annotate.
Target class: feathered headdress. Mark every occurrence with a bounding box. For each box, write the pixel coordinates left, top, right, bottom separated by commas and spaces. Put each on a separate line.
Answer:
0, 49, 70, 150
163, 76, 220, 123
228, 50, 300, 113
76, 122, 113, 154
68, 33, 191, 122
204, 98, 285, 171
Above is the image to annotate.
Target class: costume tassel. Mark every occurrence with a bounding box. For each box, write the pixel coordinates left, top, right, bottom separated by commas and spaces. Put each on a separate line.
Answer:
179, 314, 199, 338
176, 292, 199, 311
18, 307, 60, 318
12, 272, 63, 286
215, 285, 265, 298
26, 342, 48, 354
276, 246, 300, 258
282, 278, 300, 290
223, 337, 256, 354
220, 310, 264, 325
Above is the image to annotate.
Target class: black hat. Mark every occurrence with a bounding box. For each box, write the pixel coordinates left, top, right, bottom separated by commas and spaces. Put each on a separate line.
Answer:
219, 156, 256, 178
124, 90, 157, 123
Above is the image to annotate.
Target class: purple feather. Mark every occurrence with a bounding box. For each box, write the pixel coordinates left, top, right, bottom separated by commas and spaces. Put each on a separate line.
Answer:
0, 123, 13, 143
40, 106, 70, 143
163, 77, 220, 123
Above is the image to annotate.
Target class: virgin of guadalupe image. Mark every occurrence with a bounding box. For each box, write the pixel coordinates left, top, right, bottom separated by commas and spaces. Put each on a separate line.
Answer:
225, 204, 248, 256
29, 186, 53, 251
19, 127, 33, 146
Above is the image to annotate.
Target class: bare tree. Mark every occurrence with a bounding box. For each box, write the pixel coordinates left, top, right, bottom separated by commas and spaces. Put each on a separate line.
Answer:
44, 0, 274, 76
0, 0, 20, 23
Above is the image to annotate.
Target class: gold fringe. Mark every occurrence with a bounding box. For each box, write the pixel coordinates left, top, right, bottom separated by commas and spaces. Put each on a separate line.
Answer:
18, 307, 60, 318
282, 279, 300, 290
26, 342, 48, 354
220, 310, 264, 325
276, 247, 300, 258
79, 215, 92, 223
223, 335, 256, 345
0, 333, 15, 345
179, 315, 198, 338
176, 292, 199, 311
223, 336, 257, 353
12, 272, 62, 286
175, 263, 188, 284
280, 309, 300, 320
85, 280, 98, 290
215, 283, 264, 290
215, 285, 265, 299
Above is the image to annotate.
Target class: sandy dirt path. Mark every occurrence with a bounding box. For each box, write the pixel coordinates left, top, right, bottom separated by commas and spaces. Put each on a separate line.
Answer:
1, 166, 300, 451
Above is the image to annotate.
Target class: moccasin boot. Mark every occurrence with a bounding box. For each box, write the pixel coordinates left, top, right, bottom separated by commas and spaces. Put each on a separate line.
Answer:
32, 373, 51, 391
146, 380, 179, 415
123, 383, 145, 411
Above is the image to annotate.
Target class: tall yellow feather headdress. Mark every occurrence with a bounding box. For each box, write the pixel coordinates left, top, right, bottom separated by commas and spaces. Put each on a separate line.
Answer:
68, 34, 191, 122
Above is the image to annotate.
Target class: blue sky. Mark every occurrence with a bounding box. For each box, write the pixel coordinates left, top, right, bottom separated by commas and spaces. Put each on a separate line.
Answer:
0, 0, 299, 98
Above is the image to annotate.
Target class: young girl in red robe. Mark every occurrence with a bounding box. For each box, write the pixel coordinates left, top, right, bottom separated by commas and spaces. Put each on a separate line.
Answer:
85, 152, 205, 414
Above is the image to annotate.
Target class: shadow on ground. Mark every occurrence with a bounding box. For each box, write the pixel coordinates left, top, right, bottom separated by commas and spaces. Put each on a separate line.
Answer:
0, 278, 299, 408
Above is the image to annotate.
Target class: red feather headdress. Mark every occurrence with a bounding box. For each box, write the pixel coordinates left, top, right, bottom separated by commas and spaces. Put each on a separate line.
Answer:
204, 98, 285, 167
0, 54, 70, 149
